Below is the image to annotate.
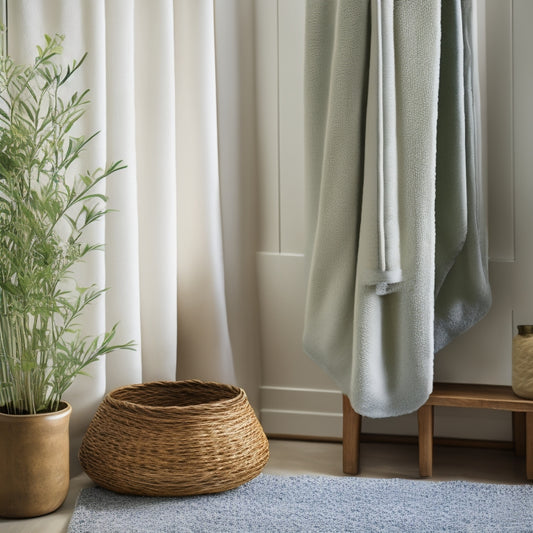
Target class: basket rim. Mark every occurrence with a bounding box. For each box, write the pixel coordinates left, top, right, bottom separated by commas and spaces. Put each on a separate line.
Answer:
105, 380, 246, 412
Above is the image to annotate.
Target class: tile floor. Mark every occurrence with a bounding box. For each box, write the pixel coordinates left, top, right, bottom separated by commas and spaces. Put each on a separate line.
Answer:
0, 438, 528, 533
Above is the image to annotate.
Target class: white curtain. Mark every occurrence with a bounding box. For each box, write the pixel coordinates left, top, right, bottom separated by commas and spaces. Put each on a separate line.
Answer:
7, 0, 261, 473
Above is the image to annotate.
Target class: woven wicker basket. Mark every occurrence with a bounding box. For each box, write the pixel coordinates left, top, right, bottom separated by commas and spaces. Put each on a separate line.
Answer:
79, 380, 269, 496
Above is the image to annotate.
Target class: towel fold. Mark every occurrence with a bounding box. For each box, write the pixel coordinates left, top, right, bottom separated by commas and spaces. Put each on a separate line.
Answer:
350, 0, 441, 417
359, 0, 402, 296
303, 0, 370, 384
434, 0, 491, 352
434, 0, 468, 298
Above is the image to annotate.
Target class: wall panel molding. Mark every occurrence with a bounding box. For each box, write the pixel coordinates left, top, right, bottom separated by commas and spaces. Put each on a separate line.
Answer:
260, 386, 512, 442
254, 0, 280, 253
486, 0, 515, 262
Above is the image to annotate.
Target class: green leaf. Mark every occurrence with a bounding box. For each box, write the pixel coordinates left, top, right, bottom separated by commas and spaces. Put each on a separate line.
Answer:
0, 32, 133, 414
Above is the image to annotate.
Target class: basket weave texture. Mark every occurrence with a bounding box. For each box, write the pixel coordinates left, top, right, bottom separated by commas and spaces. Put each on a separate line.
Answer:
79, 380, 269, 496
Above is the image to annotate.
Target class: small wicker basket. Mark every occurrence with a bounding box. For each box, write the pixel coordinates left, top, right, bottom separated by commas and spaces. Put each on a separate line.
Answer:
79, 380, 269, 496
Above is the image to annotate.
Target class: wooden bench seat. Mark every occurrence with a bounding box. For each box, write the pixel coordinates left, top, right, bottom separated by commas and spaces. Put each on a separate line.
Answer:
343, 383, 533, 480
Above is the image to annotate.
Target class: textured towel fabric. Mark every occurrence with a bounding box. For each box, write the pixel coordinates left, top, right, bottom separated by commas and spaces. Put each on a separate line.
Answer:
303, 0, 370, 387
304, 1, 442, 417
434, 0, 491, 352
352, 1, 442, 417
304, 0, 491, 418
360, 0, 402, 294
434, 0, 469, 298
67, 475, 533, 533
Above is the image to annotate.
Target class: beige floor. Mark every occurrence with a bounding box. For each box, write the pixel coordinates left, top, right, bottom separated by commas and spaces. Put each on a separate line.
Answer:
0, 438, 529, 533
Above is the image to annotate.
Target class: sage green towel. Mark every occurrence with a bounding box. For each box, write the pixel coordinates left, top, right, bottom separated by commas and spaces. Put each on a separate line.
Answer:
303, 0, 370, 385
350, 0, 442, 417
434, 0, 491, 351
304, 0, 490, 418
359, 0, 402, 295
304, 0, 441, 417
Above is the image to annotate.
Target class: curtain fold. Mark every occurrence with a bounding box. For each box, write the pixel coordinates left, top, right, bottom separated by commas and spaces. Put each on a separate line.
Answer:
7, 0, 260, 473
174, 0, 236, 386
213, 0, 261, 405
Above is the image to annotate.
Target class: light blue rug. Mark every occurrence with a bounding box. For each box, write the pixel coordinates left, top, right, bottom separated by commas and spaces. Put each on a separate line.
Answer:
68, 474, 533, 533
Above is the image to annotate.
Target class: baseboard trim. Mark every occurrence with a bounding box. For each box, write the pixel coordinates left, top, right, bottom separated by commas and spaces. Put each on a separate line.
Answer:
260, 386, 512, 441
267, 433, 515, 450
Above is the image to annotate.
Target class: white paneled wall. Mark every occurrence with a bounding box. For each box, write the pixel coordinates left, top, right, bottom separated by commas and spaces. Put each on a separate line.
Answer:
486, 0, 515, 262
255, 0, 306, 255
277, 1, 306, 254
254, 0, 341, 438
255, 0, 530, 442
255, 0, 280, 254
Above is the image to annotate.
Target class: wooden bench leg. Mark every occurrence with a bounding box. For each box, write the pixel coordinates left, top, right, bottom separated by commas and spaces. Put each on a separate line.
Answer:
512, 412, 526, 457
418, 404, 434, 477
526, 412, 533, 480
342, 395, 361, 475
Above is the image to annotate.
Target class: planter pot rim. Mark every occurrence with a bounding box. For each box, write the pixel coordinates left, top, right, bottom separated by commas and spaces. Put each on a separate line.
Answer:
0, 401, 71, 420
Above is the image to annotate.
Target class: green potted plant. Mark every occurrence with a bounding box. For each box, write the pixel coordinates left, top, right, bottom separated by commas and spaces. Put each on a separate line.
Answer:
0, 33, 134, 518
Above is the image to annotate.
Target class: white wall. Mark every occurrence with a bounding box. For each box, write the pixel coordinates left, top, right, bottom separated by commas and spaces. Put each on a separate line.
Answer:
254, 0, 532, 442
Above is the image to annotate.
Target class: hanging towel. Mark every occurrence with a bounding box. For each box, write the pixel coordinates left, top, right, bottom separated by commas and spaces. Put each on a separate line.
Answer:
304, 0, 442, 418
434, 0, 468, 298
350, 0, 442, 417
359, 0, 402, 296
434, 0, 491, 352
304, 0, 490, 418
303, 0, 371, 382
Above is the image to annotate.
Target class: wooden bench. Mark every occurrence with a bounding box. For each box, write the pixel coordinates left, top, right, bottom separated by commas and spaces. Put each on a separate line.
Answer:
343, 383, 533, 480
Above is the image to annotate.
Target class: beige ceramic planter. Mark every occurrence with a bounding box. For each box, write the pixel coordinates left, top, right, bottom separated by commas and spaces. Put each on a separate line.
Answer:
512, 325, 533, 399
0, 402, 72, 518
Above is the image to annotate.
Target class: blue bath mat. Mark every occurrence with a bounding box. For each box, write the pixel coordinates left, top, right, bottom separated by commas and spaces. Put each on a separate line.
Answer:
68, 474, 533, 532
